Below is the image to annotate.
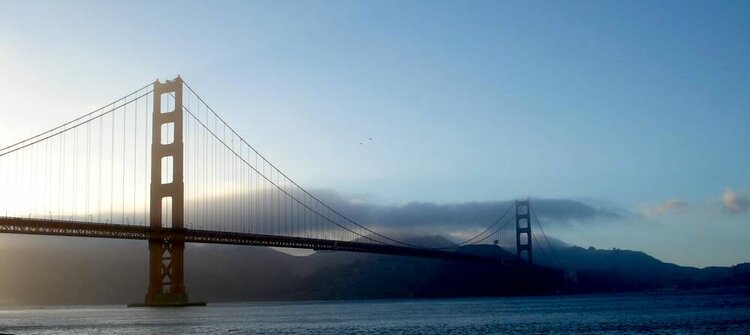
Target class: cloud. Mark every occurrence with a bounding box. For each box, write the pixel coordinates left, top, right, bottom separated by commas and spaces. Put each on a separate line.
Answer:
529, 198, 624, 222
721, 188, 750, 214
178, 189, 626, 246
310, 192, 625, 232
640, 199, 688, 218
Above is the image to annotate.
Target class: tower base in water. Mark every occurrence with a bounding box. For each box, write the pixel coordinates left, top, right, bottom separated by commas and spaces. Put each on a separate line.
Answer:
127, 302, 206, 307
127, 294, 206, 308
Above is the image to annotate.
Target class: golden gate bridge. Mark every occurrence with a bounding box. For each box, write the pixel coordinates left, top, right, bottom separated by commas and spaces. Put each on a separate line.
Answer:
0, 77, 557, 306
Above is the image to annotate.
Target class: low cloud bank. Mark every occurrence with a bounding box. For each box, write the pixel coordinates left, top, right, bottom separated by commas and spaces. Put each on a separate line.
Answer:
311, 191, 624, 233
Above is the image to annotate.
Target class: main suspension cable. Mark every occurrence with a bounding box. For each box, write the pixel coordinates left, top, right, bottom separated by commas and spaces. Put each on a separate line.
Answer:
178, 84, 423, 248
0, 82, 153, 156
530, 205, 562, 267
0, 89, 153, 159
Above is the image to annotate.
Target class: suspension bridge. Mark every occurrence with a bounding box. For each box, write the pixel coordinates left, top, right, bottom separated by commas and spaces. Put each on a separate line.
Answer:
0, 77, 558, 306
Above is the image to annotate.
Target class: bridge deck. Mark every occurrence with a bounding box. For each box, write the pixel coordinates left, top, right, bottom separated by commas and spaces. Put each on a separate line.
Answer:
0, 217, 514, 265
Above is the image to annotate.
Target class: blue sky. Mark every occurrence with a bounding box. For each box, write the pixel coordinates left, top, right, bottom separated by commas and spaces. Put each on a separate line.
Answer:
0, 0, 748, 267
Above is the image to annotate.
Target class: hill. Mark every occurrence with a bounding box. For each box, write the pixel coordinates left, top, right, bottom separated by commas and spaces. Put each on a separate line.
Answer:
0, 235, 747, 305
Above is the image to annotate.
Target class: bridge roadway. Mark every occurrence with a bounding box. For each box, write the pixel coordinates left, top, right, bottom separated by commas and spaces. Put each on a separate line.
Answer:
0, 217, 515, 265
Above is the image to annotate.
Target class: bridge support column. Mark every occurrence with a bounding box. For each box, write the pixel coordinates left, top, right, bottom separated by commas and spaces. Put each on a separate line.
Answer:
516, 199, 532, 264
140, 76, 197, 307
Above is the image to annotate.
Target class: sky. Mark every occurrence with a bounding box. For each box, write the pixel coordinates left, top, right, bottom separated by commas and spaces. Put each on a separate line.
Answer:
0, 0, 748, 267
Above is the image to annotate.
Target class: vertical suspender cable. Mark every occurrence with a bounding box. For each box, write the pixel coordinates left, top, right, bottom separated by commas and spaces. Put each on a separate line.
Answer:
134, 95, 138, 224
60, 133, 64, 219
86, 122, 90, 220
122, 103, 126, 224
72, 125, 77, 220
44, 139, 48, 218
30, 143, 34, 217
111, 109, 115, 223
99, 116, 103, 222
144, 94, 149, 226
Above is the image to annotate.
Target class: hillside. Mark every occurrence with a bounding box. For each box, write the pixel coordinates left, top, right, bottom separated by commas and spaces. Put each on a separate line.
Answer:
0, 235, 747, 305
